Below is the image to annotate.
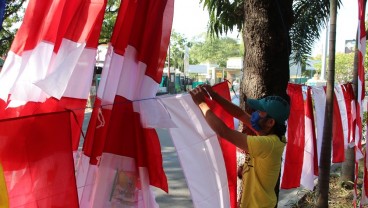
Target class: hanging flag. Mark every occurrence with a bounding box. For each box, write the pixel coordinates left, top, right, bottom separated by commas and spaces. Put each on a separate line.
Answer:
204, 82, 237, 208
0, 0, 106, 149
357, 0, 367, 205
78, 0, 174, 207
332, 88, 345, 163
0, 0, 5, 31
0, 111, 78, 207
341, 83, 355, 146
281, 83, 305, 189
159, 91, 231, 208
300, 86, 318, 190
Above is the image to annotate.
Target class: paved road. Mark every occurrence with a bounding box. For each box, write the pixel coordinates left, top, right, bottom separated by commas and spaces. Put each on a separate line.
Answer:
154, 128, 193, 208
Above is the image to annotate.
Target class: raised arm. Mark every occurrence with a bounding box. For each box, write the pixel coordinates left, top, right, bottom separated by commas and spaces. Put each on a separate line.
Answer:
190, 87, 249, 151
201, 84, 251, 125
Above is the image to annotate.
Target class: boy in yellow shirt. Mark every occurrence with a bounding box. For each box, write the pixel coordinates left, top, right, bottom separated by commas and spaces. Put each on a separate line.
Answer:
190, 85, 289, 208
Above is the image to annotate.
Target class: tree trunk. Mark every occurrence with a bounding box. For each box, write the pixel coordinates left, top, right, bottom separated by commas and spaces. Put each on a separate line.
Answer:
241, 0, 293, 102
317, 0, 337, 206
239, 1, 293, 206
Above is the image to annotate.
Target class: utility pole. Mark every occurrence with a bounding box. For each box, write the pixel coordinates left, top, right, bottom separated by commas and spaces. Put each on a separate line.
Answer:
317, 0, 337, 206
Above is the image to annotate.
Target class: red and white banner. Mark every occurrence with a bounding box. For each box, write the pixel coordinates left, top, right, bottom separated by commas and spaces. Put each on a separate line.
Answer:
357, 0, 367, 205
0, 0, 106, 149
158, 85, 233, 208
281, 84, 305, 189
78, 0, 174, 207
301, 86, 318, 190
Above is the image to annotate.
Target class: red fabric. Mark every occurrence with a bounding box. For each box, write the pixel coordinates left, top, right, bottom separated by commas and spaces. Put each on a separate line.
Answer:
0, 97, 87, 150
103, 95, 168, 192
1, 0, 106, 150
305, 87, 319, 176
10, 0, 106, 54
83, 98, 114, 164
358, 0, 367, 200
83, 0, 174, 194
207, 81, 236, 208
332, 93, 345, 162
110, 0, 172, 83
0, 111, 78, 207
281, 83, 305, 189
341, 83, 354, 144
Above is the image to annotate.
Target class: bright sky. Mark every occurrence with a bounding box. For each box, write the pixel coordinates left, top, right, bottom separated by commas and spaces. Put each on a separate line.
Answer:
172, 0, 361, 56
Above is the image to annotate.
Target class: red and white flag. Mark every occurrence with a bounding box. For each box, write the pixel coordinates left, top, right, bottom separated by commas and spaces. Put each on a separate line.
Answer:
77, 0, 174, 207
357, 0, 367, 205
0, 0, 106, 207
0, 0, 106, 149
281, 83, 305, 189
301, 86, 318, 190
158, 82, 233, 208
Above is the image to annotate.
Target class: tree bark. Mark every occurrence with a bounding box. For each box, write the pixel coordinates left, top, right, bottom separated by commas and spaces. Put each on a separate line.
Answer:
242, 0, 293, 101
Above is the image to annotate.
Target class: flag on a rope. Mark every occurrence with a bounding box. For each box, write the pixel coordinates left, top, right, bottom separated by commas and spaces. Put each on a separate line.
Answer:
77, 0, 174, 207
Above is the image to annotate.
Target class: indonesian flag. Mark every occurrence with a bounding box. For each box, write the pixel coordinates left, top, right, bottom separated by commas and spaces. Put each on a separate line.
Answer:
281, 83, 305, 189
0, 0, 106, 150
77, 0, 174, 207
301, 86, 318, 190
311, 86, 345, 163
335, 85, 349, 150
158, 82, 233, 208
205, 82, 237, 208
341, 83, 356, 146
0, 111, 78, 207
332, 87, 345, 163
358, 0, 368, 205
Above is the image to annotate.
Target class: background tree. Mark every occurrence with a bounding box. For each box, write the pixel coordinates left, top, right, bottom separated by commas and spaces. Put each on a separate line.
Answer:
167, 31, 190, 72
312, 52, 355, 83
99, 0, 120, 45
201, 0, 336, 100
0, 0, 26, 57
190, 35, 243, 67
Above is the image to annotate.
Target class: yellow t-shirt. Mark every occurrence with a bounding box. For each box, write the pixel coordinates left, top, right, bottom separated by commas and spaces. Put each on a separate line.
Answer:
239, 135, 286, 208
0, 164, 8, 208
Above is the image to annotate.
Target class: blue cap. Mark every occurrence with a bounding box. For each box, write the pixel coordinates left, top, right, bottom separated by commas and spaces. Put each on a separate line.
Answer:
247, 96, 290, 124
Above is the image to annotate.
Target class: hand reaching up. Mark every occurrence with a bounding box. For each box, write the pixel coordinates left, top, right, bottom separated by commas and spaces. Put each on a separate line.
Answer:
189, 87, 208, 106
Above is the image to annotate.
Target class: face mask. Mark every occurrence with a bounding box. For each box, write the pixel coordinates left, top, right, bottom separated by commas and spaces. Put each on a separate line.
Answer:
251, 111, 262, 131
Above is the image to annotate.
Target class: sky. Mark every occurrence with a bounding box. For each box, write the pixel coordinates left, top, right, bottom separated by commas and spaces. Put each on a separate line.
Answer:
172, 0, 361, 56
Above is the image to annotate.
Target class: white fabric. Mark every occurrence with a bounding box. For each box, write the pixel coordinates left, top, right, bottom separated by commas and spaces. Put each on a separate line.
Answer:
350, 98, 357, 148
159, 94, 230, 208
1, 42, 54, 104
78, 153, 158, 208
35, 39, 87, 99
335, 85, 349, 149
311, 86, 325, 166
133, 98, 176, 128
356, 78, 364, 160
97, 45, 124, 107
0, 51, 22, 101
300, 88, 316, 190
116, 46, 159, 101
